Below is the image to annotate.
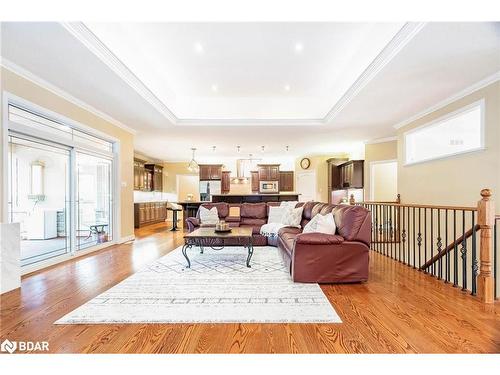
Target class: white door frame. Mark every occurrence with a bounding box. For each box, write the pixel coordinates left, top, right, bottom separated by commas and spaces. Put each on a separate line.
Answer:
296, 171, 317, 202
369, 159, 397, 201
2, 92, 122, 274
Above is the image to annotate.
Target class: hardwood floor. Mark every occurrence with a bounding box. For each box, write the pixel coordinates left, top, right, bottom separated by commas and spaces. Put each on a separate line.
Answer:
1, 222, 499, 353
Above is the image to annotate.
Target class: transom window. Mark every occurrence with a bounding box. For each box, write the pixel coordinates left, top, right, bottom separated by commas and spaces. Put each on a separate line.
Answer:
404, 100, 484, 165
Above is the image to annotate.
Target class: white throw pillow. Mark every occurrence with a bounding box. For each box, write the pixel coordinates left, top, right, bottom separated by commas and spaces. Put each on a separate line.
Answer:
280, 201, 298, 210
267, 206, 285, 224
303, 213, 336, 235
199, 206, 219, 225
302, 213, 321, 233
281, 206, 303, 228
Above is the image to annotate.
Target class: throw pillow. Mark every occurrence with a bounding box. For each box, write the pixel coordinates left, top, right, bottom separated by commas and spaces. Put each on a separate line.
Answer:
267, 206, 285, 224
316, 213, 336, 235
302, 213, 321, 233
199, 206, 219, 225
303, 213, 336, 235
281, 206, 304, 228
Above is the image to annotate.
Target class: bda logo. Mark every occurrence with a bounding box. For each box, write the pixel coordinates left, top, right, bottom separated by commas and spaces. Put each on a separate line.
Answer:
1, 339, 17, 354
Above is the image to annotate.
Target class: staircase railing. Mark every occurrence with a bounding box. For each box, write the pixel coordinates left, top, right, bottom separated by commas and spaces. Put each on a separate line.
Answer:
353, 189, 497, 303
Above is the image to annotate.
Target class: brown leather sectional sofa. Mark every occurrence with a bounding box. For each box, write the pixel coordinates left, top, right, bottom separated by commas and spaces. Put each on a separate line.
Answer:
186, 201, 371, 283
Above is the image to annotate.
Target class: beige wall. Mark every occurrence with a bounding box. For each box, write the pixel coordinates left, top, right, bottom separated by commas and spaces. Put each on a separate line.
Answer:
364, 140, 398, 201
163, 162, 198, 199
397, 81, 500, 210
0, 67, 135, 239
371, 161, 398, 201
295, 153, 350, 202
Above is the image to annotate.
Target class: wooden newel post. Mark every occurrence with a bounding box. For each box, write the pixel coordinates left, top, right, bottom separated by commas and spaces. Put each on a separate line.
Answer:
477, 188, 494, 303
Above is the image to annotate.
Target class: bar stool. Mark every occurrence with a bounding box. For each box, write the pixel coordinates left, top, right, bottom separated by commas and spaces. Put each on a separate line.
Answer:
167, 206, 182, 231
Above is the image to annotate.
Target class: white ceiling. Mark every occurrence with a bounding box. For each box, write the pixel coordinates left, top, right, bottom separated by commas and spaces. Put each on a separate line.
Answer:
84, 22, 404, 120
1, 22, 499, 161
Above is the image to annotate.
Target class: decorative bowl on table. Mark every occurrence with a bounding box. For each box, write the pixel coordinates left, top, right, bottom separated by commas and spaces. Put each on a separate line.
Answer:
215, 221, 231, 232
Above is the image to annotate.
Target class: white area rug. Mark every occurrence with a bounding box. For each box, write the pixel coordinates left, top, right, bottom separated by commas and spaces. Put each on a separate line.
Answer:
55, 245, 341, 324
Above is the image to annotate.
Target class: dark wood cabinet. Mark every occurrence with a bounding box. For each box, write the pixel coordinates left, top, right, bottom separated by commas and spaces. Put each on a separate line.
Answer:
327, 158, 363, 204
221, 171, 231, 193
199, 164, 223, 180
339, 160, 364, 189
145, 164, 163, 192
258, 164, 280, 181
134, 159, 146, 190
134, 201, 168, 228
251, 171, 259, 192
134, 159, 163, 192
279, 171, 294, 192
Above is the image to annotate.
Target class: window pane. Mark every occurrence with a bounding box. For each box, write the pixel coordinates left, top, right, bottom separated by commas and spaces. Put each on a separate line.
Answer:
8, 135, 71, 266
405, 103, 483, 164
76, 152, 113, 250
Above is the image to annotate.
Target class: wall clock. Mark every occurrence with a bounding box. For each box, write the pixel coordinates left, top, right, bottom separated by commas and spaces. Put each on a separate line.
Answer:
300, 158, 311, 169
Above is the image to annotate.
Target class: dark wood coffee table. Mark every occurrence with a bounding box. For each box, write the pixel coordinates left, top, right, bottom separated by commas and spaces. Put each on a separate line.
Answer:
182, 227, 254, 268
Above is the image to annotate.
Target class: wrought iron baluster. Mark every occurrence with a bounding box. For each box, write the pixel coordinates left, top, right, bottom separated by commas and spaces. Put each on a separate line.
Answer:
417, 207, 422, 270
378, 205, 383, 253
390, 206, 394, 259
437, 209, 442, 279
402, 206, 406, 264
413, 207, 416, 269
431, 208, 435, 276
445, 209, 449, 283
461, 211, 467, 291
424, 208, 428, 274
453, 210, 458, 287
471, 211, 477, 296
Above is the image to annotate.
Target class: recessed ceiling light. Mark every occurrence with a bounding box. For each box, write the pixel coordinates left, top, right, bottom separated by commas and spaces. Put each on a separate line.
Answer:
294, 43, 304, 53
194, 42, 204, 54
211, 84, 218, 92
284, 84, 291, 92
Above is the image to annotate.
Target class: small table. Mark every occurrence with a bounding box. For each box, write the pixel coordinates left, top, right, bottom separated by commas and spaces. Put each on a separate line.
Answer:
86, 224, 108, 242
182, 227, 254, 268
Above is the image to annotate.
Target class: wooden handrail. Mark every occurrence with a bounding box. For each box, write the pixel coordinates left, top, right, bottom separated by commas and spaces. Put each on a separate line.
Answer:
420, 224, 480, 271
358, 201, 477, 211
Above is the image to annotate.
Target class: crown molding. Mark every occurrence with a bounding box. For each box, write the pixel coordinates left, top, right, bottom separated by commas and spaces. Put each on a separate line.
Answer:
393, 70, 500, 130
364, 136, 398, 145
59, 22, 425, 127
61, 22, 178, 124
1, 58, 137, 135
324, 22, 427, 123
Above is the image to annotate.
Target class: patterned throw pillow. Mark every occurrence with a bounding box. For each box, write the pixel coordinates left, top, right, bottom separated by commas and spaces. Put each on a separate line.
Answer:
303, 213, 336, 234
281, 206, 304, 228
267, 206, 285, 224
199, 206, 219, 225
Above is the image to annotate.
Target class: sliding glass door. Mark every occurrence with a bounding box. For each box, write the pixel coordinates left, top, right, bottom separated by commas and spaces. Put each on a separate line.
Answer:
8, 135, 71, 266
6, 101, 116, 269
76, 152, 113, 250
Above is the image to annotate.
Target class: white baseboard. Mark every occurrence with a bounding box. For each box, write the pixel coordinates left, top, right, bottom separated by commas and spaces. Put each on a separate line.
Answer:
119, 235, 135, 243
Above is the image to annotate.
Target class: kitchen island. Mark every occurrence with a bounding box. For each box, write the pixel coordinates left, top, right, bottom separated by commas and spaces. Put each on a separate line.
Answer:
211, 193, 300, 204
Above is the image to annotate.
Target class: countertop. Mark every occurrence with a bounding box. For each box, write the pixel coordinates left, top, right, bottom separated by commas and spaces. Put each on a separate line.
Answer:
134, 200, 170, 204
211, 192, 300, 197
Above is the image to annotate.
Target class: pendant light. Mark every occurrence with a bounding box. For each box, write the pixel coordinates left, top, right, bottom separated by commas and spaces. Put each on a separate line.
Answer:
187, 148, 199, 172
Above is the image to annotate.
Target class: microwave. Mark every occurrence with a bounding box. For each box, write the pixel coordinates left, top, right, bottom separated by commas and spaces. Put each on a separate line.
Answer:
259, 180, 279, 193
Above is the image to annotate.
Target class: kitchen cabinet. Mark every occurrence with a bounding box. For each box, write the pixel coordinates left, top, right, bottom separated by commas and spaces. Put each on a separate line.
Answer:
199, 164, 223, 180
326, 158, 363, 204
339, 160, 364, 189
251, 171, 259, 192
279, 171, 294, 192
134, 159, 146, 190
257, 164, 280, 181
145, 164, 163, 192
221, 171, 231, 193
134, 201, 168, 228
